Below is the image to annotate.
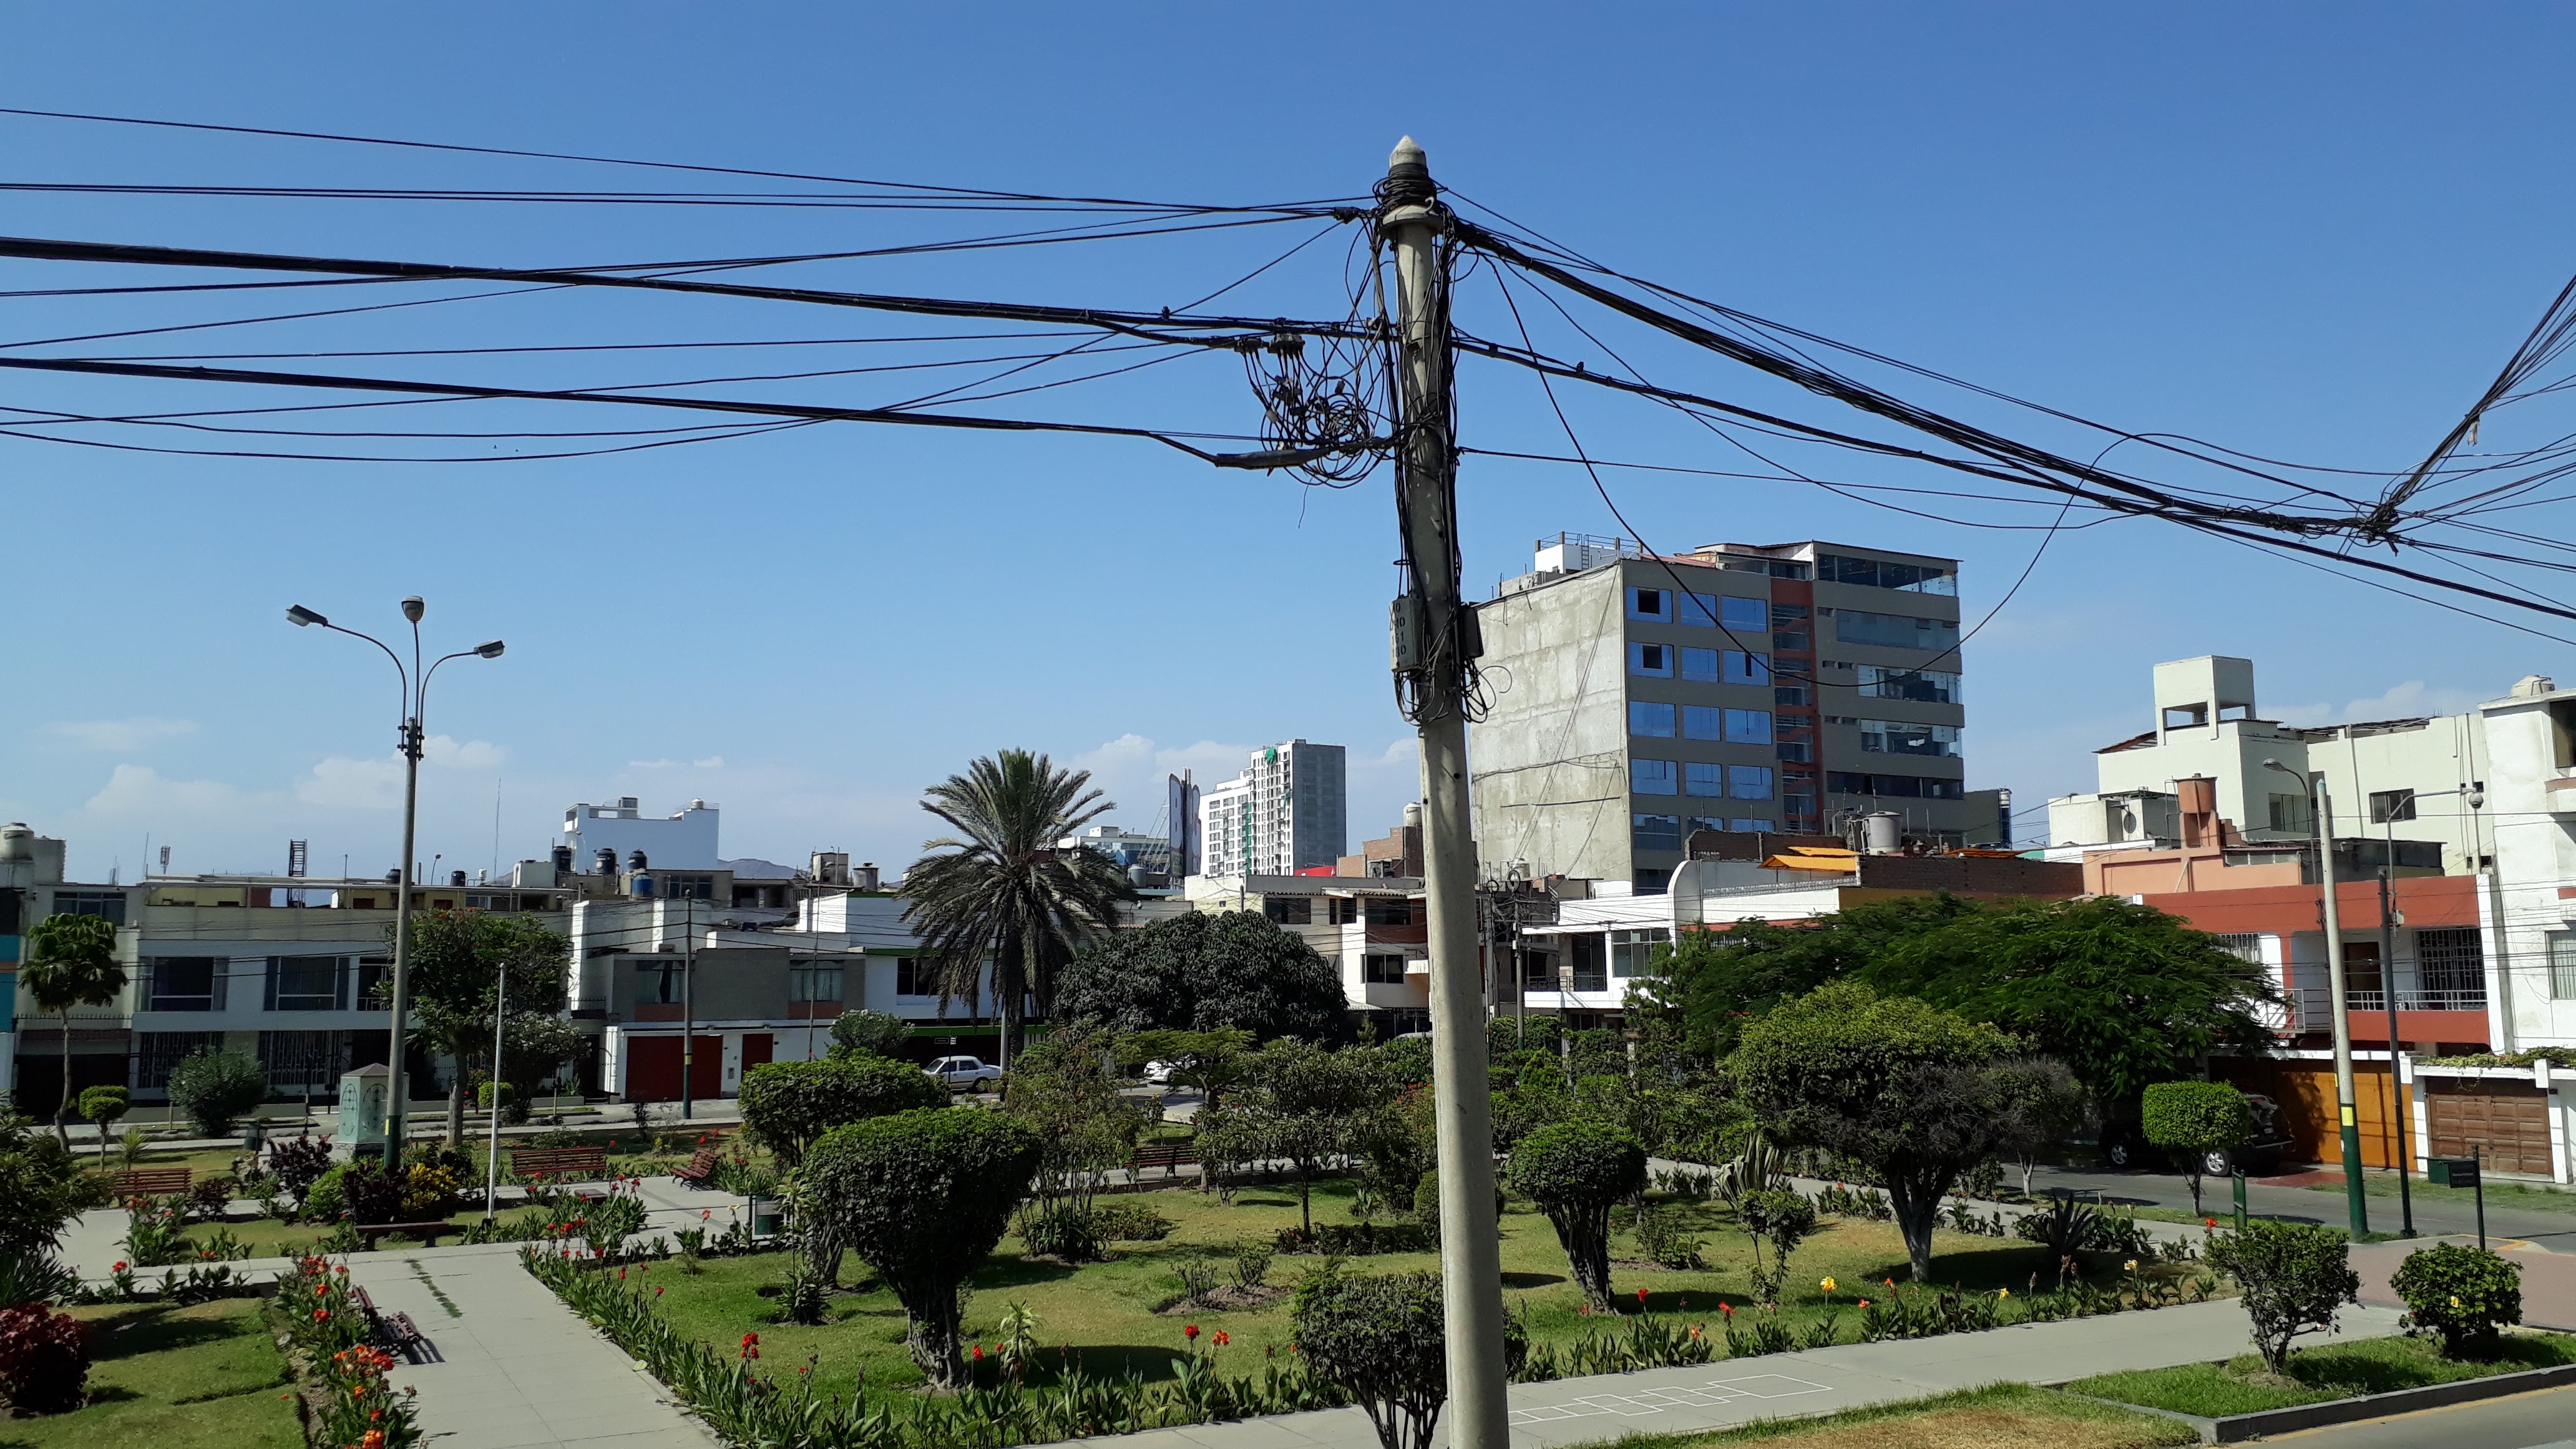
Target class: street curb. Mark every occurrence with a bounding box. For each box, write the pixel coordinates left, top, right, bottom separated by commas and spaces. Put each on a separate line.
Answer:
2064, 1358, 2576, 1443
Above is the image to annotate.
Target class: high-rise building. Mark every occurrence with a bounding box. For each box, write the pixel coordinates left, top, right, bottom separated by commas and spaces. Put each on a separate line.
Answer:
1196, 740, 1348, 878
1472, 534, 2004, 892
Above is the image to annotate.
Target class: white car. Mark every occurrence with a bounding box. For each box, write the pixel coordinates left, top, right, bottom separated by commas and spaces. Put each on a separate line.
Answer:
926, 1055, 1003, 1091
1141, 1060, 1177, 1086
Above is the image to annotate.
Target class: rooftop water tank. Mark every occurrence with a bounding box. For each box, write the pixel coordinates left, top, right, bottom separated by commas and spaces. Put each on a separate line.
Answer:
631, 871, 655, 899
0, 823, 32, 863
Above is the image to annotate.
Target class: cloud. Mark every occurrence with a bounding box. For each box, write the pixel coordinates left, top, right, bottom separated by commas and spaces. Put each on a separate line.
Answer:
82, 764, 251, 816
295, 735, 508, 809
628, 755, 725, 770
2273, 681, 2489, 728
48, 718, 198, 751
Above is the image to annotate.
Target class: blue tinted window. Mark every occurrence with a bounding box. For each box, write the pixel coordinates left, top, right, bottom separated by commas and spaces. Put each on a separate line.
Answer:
1627, 642, 1672, 677
1724, 709, 1773, 744
1685, 763, 1725, 797
1628, 701, 1676, 738
1679, 646, 1720, 682
1631, 758, 1679, 795
1719, 596, 1767, 632
1682, 705, 1725, 741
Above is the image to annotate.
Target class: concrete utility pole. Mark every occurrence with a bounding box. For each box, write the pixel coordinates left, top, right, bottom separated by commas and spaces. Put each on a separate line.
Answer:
2268, 758, 2366, 1236
1378, 136, 1510, 1449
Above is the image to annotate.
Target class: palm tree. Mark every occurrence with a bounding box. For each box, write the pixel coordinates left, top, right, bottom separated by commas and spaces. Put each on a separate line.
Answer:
22, 913, 127, 1148
900, 751, 1137, 1068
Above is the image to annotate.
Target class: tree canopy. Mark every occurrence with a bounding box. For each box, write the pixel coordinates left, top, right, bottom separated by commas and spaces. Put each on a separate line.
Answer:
1054, 910, 1349, 1044
22, 912, 124, 1144
738, 1054, 947, 1165
397, 910, 572, 1144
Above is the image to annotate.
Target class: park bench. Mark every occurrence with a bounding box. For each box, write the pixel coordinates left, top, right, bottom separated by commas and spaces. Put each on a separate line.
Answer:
353, 1284, 423, 1357
509, 1144, 609, 1182
1133, 1141, 1199, 1179
108, 1166, 192, 1198
673, 1148, 721, 1188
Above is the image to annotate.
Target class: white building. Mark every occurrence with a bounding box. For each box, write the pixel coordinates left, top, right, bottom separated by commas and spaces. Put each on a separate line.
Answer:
564, 798, 721, 871
1197, 741, 1347, 878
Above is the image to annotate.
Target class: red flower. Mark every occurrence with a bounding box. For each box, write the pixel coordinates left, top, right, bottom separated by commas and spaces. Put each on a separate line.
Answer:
698, 1135, 709, 1144
1184, 1324, 1200, 1341
313, 1309, 330, 1322
655, 1286, 665, 1297
1636, 1287, 1649, 1304
112, 1261, 127, 1272
743, 1332, 759, 1347
1214, 1330, 1230, 1346
973, 1345, 984, 1360
1720, 1303, 1734, 1317
2205, 1216, 2218, 1229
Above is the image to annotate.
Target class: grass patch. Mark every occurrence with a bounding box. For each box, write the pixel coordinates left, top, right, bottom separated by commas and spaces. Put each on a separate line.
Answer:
2066, 1331, 2576, 1417
1598, 1383, 2198, 1448
0, 1297, 302, 1449
637, 1178, 2207, 1405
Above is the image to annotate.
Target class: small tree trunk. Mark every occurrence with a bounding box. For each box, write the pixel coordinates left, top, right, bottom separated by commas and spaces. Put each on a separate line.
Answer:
2184, 1166, 2204, 1217
1551, 1205, 1613, 1307
57, 1013, 74, 1149
447, 1070, 468, 1148
902, 1279, 967, 1388
1299, 1162, 1314, 1233
2020, 1155, 2037, 1199
1885, 1179, 1939, 1282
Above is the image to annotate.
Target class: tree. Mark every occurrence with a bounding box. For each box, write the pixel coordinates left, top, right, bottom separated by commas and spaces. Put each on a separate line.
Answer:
77, 1086, 130, 1166
2207, 1220, 2359, 1373
1292, 1266, 1448, 1449
1002, 1025, 1147, 1232
395, 911, 571, 1146
1056, 911, 1348, 1044
1737, 1187, 1819, 1307
1732, 982, 2019, 1282
800, 1107, 1041, 1388
166, 1048, 269, 1138
21, 914, 124, 1148
737, 1055, 947, 1166
1226, 1039, 1388, 1232
1506, 1120, 1647, 1308
1654, 895, 1990, 1055
2140, 1080, 2254, 1216
0, 1116, 106, 1271
828, 1008, 911, 1060
1990, 1058, 2088, 1198
899, 751, 1136, 1066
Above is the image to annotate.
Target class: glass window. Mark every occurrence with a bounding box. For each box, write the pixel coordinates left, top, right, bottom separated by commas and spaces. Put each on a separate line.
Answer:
1626, 587, 1670, 622
790, 964, 846, 1002
1629, 701, 1677, 737
1856, 665, 1961, 703
2417, 927, 2484, 1007
265, 956, 346, 1012
2369, 789, 2417, 824
1777, 741, 1813, 762
258, 1030, 349, 1094
2552, 934, 2576, 1000
1631, 814, 1682, 851
1821, 554, 1956, 595
1730, 764, 1775, 800
1729, 817, 1777, 833
1858, 720, 1960, 758
1724, 650, 1771, 685
136, 1032, 223, 1090
1719, 596, 1767, 632
894, 957, 934, 997
1688, 816, 1729, 836
1364, 897, 1415, 926
1685, 763, 1726, 797
1264, 897, 1314, 925
144, 957, 223, 1012
1678, 592, 1723, 627
1679, 646, 1720, 682
1724, 709, 1773, 744
1627, 642, 1672, 678
50, 890, 125, 926
1611, 928, 1670, 978
1631, 758, 1679, 796
1834, 610, 1961, 652
1774, 685, 1808, 707
1363, 954, 1408, 985
1683, 705, 1725, 740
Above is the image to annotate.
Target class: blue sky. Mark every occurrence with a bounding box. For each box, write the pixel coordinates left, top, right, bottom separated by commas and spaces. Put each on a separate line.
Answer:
5, 4, 2574, 882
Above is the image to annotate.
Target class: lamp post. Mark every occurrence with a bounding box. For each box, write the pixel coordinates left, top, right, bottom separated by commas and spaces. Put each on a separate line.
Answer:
289, 598, 504, 1176
2369, 783, 2484, 1239
2263, 758, 2366, 1237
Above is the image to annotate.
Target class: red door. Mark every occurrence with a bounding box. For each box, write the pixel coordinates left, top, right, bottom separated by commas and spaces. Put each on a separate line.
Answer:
625, 1034, 727, 1103
740, 1034, 773, 1073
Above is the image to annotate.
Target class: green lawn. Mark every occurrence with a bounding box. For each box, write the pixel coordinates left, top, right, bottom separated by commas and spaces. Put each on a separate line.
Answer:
0, 1297, 302, 1449
1603, 1383, 2198, 1448
156, 1201, 558, 1258
635, 1178, 2204, 1403
2067, 1331, 2576, 1417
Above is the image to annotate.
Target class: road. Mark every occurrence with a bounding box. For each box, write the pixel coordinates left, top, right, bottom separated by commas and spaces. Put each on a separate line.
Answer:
2023, 1162, 2576, 1254
2266, 1383, 2576, 1447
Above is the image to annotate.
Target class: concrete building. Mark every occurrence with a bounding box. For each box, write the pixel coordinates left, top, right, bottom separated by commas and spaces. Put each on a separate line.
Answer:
1198, 741, 1348, 878
1, 822, 137, 1106
1474, 533, 2006, 894
562, 798, 721, 871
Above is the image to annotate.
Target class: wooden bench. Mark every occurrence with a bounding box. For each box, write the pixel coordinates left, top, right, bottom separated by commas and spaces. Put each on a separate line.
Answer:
509, 1145, 608, 1182
673, 1148, 721, 1188
353, 1284, 423, 1357
1134, 1141, 1199, 1178
108, 1166, 192, 1198
354, 1221, 453, 1247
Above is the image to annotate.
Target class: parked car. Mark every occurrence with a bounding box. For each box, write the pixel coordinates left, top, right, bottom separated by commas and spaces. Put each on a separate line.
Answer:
926, 1055, 1003, 1091
1140, 1059, 1177, 1086
2100, 1092, 2296, 1176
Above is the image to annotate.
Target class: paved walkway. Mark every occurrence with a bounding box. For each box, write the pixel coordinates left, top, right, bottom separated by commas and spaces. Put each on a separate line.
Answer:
349, 1243, 721, 1449
1008, 1297, 2403, 1449
2351, 1234, 2576, 1331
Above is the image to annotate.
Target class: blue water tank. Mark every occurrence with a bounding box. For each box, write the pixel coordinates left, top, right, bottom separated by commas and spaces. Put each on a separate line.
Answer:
631, 872, 655, 899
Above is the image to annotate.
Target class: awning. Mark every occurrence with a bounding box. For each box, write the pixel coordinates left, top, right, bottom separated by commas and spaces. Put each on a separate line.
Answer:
1759, 846, 1861, 873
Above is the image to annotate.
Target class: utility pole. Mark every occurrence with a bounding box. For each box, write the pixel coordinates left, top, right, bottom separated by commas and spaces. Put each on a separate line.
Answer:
1378, 136, 1510, 1449
2377, 859, 2414, 1236
2268, 758, 2366, 1236
680, 896, 696, 1122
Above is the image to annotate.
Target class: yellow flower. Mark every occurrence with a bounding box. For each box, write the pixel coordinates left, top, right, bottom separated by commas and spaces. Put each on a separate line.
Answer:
2451, 1295, 2463, 1308
1998, 1287, 2011, 1298
2122, 1259, 2139, 1273
1819, 1277, 1838, 1293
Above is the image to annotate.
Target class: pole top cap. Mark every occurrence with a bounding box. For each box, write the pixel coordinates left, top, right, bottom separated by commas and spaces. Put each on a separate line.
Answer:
1388, 135, 1427, 177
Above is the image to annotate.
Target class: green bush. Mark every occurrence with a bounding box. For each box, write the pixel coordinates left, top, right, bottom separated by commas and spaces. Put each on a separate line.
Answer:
828, 1009, 912, 1060
801, 1107, 1041, 1388
1508, 1120, 1646, 1308
2207, 1219, 2359, 1373
737, 1055, 947, 1166
2141, 1080, 2253, 1215
165, 1049, 268, 1137
2390, 1242, 2523, 1359
1276, 1222, 1437, 1256
1091, 1200, 1174, 1241
77, 1085, 131, 1136
478, 1080, 532, 1125
0, 1120, 102, 1269
1739, 1188, 1817, 1304
1292, 1266, 1448, 1449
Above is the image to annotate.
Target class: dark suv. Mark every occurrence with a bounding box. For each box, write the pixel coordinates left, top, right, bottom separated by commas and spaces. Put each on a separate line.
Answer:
2100, 1093, 2295, 1175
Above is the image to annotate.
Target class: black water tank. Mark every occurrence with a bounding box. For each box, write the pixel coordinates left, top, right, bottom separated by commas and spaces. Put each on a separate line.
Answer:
449, 870, 468, 887
552, 844, 574, 872
627, 849, 648, 871
595, 847, 618, 876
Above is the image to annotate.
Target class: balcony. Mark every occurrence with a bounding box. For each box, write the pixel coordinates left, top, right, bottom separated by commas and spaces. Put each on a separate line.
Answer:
2288, 982, 2487, 1037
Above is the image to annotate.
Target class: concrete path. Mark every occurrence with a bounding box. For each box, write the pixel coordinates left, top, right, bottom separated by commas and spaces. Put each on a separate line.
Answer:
2350, 1234, 2576, 1331
349, 1242, 722, 1449
1016, 1298, 2406, 1449
2025, 1162, 2576, 1254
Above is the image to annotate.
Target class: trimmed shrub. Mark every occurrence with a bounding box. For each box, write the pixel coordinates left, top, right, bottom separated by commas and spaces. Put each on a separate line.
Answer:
2207, 1219, 2359, 1373
738, 1056, 947, 1166
2391, 1242, 2523, 1358
77, 1085, 131, 1141
165, 1049, 268, 1137
1091, 1201, 1174, 1241
1508, 1120, 1646, 1308
828, 1009, 912, 1060
1292, 1266, 1447, 1449
0, 1302, 88, 1413
801, 1107, 1041, 1388
2140, 1080, 2253, 1216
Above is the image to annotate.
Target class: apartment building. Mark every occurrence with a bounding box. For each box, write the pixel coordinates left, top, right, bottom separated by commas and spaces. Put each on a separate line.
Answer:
564, 797, 721, 870
1473, 533, 2005, 893
1198, 740, 1349, 878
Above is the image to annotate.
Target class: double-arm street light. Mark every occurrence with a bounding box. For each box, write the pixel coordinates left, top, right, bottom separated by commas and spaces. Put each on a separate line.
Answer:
288, 597, 502, 1175
2263, 757, 2369, 1237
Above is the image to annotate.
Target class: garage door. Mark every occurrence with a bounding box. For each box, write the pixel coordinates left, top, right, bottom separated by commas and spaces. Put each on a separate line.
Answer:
2426, 1078, 2554, 1176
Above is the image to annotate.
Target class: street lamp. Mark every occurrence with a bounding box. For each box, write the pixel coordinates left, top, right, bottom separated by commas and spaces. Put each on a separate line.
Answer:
2368, 783, 2484, 1239
2263, 758, 2368, 1237
288, 598, 504, 1176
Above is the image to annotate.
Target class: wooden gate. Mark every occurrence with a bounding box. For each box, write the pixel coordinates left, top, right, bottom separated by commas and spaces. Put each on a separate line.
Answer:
2425, 1078, 2554, 1175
